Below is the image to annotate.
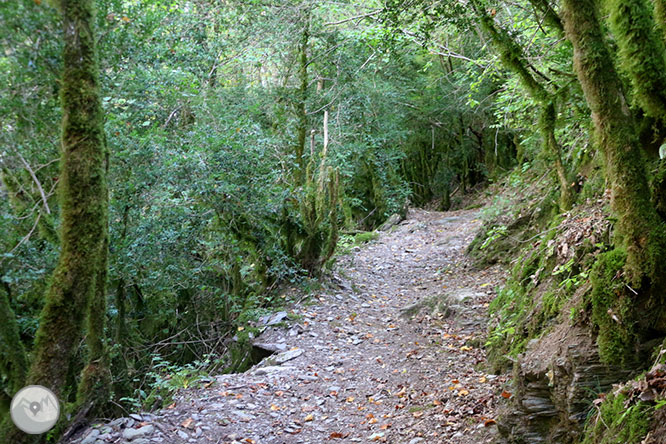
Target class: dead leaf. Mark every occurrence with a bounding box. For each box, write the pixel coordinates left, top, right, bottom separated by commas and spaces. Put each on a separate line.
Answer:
484, 419, 497, 427
304, 414, 314, 422
501, 390, 512, 399
180, 418, 194, 429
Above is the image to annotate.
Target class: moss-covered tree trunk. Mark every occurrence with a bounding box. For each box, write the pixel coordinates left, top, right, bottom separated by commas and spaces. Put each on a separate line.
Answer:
561, 0, 666, 287
0, 0, 108, 440
470, 0, 573, 211
294, 10, 310, 186
607, 0, 666, 123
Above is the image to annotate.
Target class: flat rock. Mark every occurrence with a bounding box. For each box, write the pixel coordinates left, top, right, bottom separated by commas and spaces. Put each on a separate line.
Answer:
122, 425, 154, 441
251, 365, 296, 375
274, 348, 304, 364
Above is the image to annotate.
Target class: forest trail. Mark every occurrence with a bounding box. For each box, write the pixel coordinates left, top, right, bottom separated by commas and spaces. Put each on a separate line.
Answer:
74, 209, 508, 444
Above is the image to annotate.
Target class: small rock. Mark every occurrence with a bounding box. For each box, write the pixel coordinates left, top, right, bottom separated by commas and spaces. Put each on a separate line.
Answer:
177, 430, 189, 440
122, 425, 154, 441
231, 410, 255, 421
263, 311, 288, 326
409, 439, 425, 444
123, 425, 155, 441
80, 429, 100, 444
109, 417, 131, 428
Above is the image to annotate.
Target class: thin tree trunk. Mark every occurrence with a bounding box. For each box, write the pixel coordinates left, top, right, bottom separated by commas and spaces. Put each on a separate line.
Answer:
295, 10, 310, 186
470, 0, 573, 210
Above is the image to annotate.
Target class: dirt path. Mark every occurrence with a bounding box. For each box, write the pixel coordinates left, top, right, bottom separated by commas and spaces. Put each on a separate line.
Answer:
73, 209, 508, 444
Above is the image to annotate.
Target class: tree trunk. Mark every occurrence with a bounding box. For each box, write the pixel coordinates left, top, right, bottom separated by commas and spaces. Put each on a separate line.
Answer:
294, 10, 310, 186
470, 0, 573, 210
561, 0, 666, 287
0, 0, 109, 439
607, 0, 666, 122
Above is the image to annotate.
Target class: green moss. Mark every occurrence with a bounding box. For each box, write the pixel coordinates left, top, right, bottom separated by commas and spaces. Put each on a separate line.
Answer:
652, 160, 666, 221
581, 392, 651, 444
589, 249, 637, 365
354, 231, 379, 244
607, 0, 666, 121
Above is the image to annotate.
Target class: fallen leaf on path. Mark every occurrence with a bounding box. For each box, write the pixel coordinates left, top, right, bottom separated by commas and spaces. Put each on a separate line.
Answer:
484, 418, 497, 426
180, 418, 194, 429
304, 414, 314, 422
501, 390, 512, 399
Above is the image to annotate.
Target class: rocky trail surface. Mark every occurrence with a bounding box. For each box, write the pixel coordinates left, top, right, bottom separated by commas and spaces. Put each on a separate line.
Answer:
72, 209, 509, 444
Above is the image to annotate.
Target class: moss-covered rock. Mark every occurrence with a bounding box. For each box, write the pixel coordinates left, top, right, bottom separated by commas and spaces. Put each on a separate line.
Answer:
588, 249, 637, 365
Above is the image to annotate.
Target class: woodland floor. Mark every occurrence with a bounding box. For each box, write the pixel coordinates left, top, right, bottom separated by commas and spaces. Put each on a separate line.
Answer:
72, 208, 510, 444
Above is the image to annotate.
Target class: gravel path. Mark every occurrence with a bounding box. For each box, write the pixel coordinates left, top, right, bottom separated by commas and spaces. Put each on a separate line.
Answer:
73, 208, 509, 444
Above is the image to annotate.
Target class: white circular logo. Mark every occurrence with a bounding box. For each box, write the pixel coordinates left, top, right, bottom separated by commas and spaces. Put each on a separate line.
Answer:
10, 385, 60, 434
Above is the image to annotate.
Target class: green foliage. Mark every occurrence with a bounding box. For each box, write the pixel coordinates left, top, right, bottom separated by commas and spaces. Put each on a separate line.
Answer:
480, 225, 508, 250
121, 354, 213, 411
581, 392, 651, 444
